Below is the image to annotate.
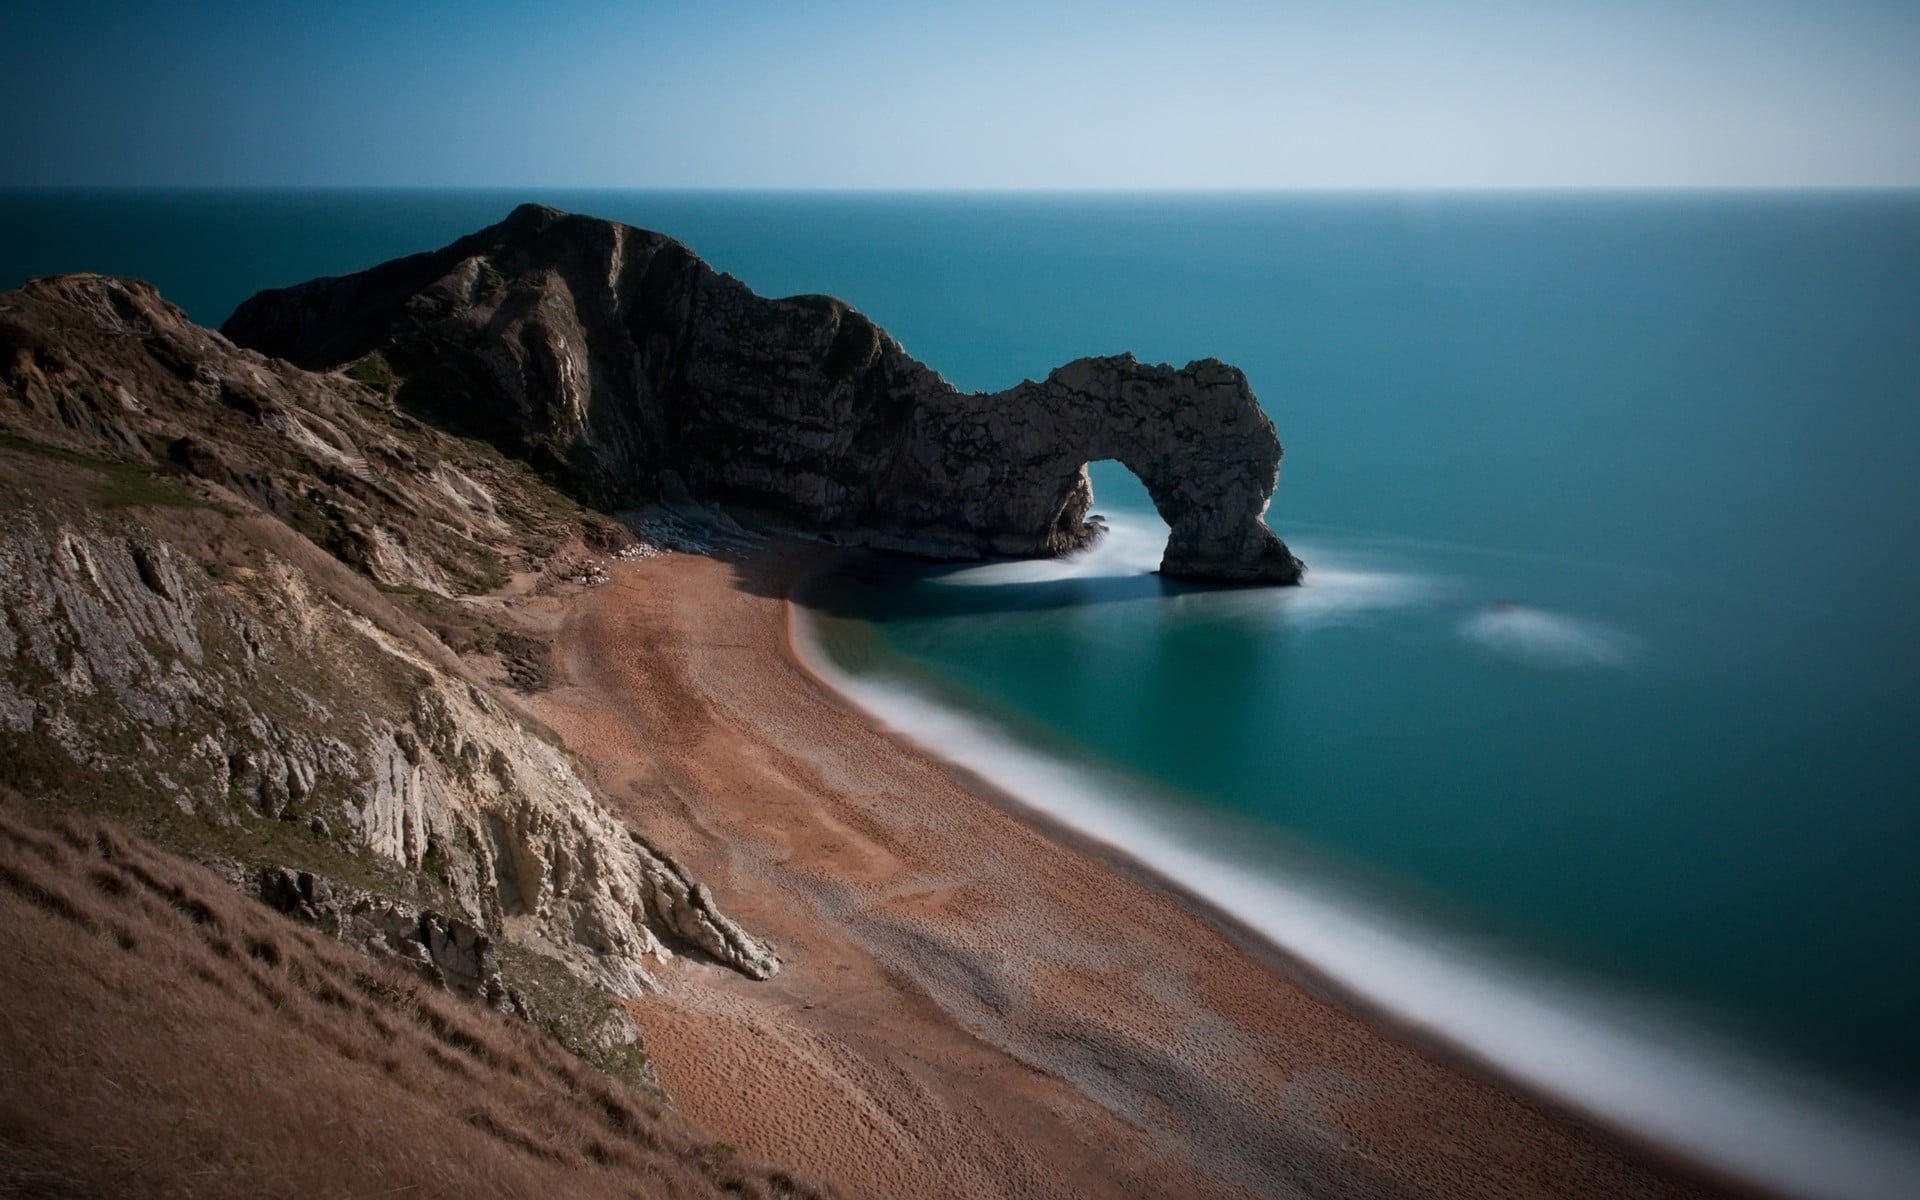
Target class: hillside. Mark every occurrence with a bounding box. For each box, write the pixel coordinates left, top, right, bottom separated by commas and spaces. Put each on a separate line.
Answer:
0, 802, 823, 1199
0, 271, 811, 1192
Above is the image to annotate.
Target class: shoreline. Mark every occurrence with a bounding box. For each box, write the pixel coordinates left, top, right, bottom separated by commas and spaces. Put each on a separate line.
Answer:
519, 541, 1754, 1200
786, 548, 1920, 1200
780, 563, 1710, 1178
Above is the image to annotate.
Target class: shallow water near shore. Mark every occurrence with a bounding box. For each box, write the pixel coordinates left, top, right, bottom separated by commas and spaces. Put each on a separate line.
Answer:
797, 515, 1920, 1199
6, 188, 1920, 1196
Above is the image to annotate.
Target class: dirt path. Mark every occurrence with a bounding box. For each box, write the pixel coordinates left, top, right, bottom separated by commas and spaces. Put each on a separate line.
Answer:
519, 545, 1742, 1200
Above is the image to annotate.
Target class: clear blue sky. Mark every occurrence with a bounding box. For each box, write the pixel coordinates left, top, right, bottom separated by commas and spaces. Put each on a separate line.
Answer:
5, 0, 1917, 188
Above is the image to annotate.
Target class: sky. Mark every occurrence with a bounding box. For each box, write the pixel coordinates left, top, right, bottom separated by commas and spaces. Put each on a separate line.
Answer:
4, 0, 1917, 189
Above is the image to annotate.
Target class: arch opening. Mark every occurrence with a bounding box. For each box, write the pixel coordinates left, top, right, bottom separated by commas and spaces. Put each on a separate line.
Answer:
1043, 453, 1302, 585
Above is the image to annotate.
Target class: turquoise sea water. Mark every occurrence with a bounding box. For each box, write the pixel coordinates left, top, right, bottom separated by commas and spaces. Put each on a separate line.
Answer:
6, 190, 1919, 1193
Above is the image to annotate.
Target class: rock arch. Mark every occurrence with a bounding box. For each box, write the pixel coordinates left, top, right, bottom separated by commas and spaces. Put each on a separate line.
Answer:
878, 356, 1304, 583
223, 205, 1305, 585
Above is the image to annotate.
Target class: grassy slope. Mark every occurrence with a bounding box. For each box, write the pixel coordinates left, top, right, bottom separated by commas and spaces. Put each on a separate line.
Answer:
0, 800, 824, 1200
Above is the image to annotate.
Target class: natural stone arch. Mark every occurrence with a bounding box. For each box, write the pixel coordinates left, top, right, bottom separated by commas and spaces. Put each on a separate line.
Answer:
879, 355, 1304, 583
223, 205, 1305, 585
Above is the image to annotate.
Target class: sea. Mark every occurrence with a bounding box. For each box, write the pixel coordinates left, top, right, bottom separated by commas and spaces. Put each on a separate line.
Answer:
4, 189, 1917, 1197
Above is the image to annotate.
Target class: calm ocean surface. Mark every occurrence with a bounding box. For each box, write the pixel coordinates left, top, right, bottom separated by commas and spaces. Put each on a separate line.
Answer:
6, 190, 1918, 1191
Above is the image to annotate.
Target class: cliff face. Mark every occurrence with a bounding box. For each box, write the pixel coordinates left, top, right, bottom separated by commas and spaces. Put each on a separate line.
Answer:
224, 204, 1304, 584
0, 274, 777, 1072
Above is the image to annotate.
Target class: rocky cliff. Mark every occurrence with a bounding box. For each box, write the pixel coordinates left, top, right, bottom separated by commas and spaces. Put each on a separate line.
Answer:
224, 204, 1304, 584
0, 274, 777, 1081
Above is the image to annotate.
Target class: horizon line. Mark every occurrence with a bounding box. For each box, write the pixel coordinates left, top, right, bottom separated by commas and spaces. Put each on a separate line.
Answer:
5, 183, 1920, 196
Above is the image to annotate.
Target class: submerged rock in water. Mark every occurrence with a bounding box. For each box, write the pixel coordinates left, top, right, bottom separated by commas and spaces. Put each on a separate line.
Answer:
223, 204, 1304, 584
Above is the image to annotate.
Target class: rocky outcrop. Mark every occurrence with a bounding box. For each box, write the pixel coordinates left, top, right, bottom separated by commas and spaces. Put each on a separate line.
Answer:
256, 865, 526, 1012
0, 274, 779, 1007
223, 204, 1304, 583
0, 506, 778, 991
0, 272, 618, 598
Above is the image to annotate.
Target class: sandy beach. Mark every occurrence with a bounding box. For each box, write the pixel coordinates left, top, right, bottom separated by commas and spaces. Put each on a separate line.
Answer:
517, 542, 1748, 1200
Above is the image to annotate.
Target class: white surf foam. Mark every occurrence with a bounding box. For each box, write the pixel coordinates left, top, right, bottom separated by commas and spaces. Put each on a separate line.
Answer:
934, 517, 1440, 630
934, 514, 1168, 586
1253, 544, 1437, 629
792, 606, 1920, 1200
1459, 604, 1634, 668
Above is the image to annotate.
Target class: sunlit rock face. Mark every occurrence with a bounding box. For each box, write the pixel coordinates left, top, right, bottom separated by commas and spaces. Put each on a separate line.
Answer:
225, 204, 1303, 584
0, 272, 780, 994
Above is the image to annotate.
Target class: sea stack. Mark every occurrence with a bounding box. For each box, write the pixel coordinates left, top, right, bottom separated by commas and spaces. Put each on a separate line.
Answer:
224, 204, 1304, 584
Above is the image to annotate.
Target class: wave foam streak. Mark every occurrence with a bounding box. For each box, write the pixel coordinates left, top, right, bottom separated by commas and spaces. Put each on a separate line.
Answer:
1459, 605, 1633, 668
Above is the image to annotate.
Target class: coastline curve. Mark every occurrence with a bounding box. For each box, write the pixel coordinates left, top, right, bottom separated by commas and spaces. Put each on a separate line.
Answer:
783, 554, 1920, 1200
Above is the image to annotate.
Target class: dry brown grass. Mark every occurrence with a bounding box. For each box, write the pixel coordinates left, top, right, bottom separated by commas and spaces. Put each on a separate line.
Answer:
0, 799, 831, 1200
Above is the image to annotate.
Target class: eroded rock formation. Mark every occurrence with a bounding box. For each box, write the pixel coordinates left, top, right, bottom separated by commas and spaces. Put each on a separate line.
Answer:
224, 204, 1304, 583
0, 274, 779, 1016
